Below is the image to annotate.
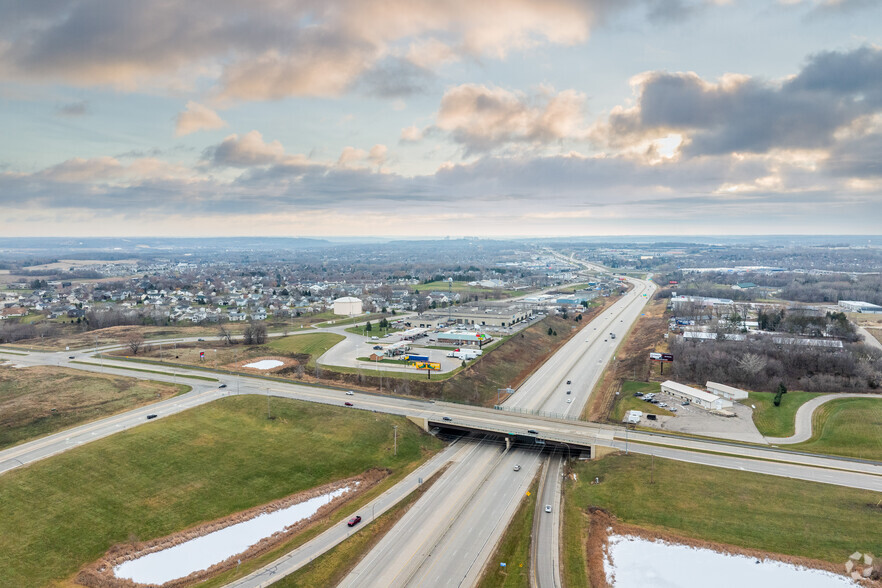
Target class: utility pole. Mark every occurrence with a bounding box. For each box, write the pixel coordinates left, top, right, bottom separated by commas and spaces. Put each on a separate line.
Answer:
393, 425, 398, 456
267, 388, 271, 419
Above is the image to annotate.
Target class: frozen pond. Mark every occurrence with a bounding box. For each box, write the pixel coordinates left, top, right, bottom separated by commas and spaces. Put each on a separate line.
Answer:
243, 359, 284, 370
604, 535, 858, 588
115, 486, 352, 585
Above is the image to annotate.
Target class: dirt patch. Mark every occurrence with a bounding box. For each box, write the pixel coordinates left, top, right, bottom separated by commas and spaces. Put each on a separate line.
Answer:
76, 469, 389, 588
584, 295, 670, 422
583, 508, 878, 588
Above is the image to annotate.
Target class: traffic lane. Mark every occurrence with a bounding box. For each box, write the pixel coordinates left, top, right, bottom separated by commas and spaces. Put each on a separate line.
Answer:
406, 447, 545, 588
613, 441, 882, 492
536, 454, 563, 588
340, 440, 503, 588
226, 441, 464, 588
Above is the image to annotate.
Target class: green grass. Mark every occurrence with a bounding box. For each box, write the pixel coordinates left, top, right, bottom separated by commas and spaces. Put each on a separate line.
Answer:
0, 348, 28, 355
611, 381, 674, 421
0, 365, 189, 450
562, 474, 590, 588
476, 476, 538, 588
791, 397, 882, 461
748, 390, 823, 437
266, 332, 345, 368
345, 324, 401, 336
564, 453, 882, 565
314, 313, 390, 329
0, 395, 443, 588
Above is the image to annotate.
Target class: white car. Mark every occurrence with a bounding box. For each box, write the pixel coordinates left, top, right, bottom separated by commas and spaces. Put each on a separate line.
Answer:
346, 391, 354, 396
545, 505, 552, 513
567, 398, 573, 403
513, 464, 521, 471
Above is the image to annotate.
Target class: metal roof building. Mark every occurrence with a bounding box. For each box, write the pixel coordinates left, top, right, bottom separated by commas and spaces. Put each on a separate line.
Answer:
706, 381, 749, 401
660, 380, 733, 410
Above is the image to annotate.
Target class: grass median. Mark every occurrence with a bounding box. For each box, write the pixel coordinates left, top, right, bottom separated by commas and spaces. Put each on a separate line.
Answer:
791, 397, 882, 461
475, 475, 538, 588
748, 390, 823, 437
0, 395, 443, 588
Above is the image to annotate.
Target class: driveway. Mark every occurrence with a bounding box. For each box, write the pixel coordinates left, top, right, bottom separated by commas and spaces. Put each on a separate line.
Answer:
766, 393, 882, 444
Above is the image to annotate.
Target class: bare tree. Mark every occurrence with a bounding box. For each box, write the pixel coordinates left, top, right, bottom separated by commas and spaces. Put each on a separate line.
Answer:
738, 353, 767, 377
125, 332, 145, 355
218, 325, 234, 345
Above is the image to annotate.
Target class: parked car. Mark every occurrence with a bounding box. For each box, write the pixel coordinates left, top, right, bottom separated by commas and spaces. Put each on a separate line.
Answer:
146, 414, 158, 420
681, 401, 690, 406
658, 402, 667, 408
634, 392, 643, 397
513, 464, 521, 471
545, 505, 552, 513
347, 515, 362, 527
344, 402, 353, 407
346, 391, 354, 395
647, 414, 657, 420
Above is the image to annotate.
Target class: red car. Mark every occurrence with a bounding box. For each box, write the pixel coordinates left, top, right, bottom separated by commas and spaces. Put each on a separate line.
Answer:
347, 515, 362, 527
344, 402, 353, 407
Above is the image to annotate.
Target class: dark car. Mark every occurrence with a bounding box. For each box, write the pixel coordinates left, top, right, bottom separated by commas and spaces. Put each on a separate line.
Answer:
442, 416, 452, 422
347, 515, 362, 527
566, 380, 571, 384
527, 429, 539, 435
566, 390, 571, 395
344, 402, 354, 407
647, 414, 657, 421
68, 355, 75, 359
197, 338, 205, 341
373, 345, 383, 350
146, 414, 158, 420
218, 384, 227, 388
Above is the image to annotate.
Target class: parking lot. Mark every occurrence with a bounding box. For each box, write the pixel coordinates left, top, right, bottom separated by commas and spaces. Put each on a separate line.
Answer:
632, 390, 767, 444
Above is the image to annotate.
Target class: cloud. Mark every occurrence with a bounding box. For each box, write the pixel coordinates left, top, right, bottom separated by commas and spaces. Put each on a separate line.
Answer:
337, 144, 388, 168
39, 156, 123, 182
400, 125, 426, 143
600, 45, 882, 157
175, 101, 227, 136
434, 84, 590, 153
205, 131, 286, 167
0, 0, 627, 100
57, 100, 88, 116
357, 58, 433, 97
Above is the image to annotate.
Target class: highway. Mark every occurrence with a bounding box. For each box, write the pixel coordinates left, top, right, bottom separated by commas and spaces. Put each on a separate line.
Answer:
337, 273, 658, 587
3, 267, 882, 586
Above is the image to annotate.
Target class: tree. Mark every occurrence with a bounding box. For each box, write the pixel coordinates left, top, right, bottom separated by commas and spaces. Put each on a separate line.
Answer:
548, 327, 554, 336
125, 332, 144, 355
365, 321, 372, 332
218, 325, 234, 345
773, 382, 787, 406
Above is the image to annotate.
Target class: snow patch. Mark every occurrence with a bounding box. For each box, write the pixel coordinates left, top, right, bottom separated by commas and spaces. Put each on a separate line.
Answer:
243, 359, 284, 370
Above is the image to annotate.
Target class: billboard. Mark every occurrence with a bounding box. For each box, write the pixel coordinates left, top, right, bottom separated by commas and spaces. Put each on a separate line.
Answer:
649, 352, 674, 362
413, 361, 441, 371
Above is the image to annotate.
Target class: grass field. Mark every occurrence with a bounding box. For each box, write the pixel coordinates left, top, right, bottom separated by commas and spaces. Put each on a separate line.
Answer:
266, 332, 345, 368
314, 313, 390, 328
475, 476, 538, 588
747, 390, 823, 437
564, 453, 882, 566
0, 395, 443, 588
0, 365, 188, 449
791, 397, 882, 461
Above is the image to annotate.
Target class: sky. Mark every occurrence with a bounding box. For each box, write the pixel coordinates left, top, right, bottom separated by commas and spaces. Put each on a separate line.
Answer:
1, 0, 881, 238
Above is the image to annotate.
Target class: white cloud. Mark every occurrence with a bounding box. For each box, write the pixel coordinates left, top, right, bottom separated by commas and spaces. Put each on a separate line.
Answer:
175, 101, 227, 136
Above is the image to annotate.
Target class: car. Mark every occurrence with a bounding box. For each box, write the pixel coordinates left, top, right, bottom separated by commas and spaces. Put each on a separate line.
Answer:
371, 336, 379, 340
634, 392, 643, 397
566, 380, 572, 385
219, 384, 227, 388
681, 401, 690, 406
68, 355, 75, 359
647, 414, 657, 420
545, 505, 552, 513
566, 390, 571, 395
347, 515, 362, 527
373, 345, 382, 350
344, 402, 353, 407
604, 339, 607, 342
442, 416, 452, 422
527, 429, 539, 435
658, 402, 667, 408
146, 414, 158, 420
513, 464, 521, 471
197, 338, 205, 341
346, 391, 354, 395
567, 398, 573, 403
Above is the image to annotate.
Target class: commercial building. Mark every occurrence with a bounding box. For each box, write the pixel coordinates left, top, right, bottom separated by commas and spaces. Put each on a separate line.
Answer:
705, 381, 749, 401
333, 296, 363, 316
436, 331, 492, 347
660, 380, 733, 410
446, 305, 532, 328
839, 300, 882, 314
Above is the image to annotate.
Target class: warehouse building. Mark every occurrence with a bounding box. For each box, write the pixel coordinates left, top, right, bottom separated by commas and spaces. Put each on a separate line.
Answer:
437, 331, 492, 347
839, 300, 882, 314
660, 380, 733, 410
706, 381, 749, 401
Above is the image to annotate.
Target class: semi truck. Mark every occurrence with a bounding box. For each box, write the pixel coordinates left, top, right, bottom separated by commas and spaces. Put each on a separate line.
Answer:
447, 349, 481, 360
